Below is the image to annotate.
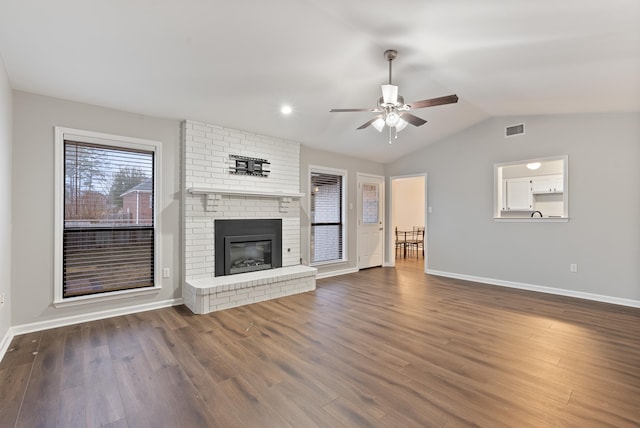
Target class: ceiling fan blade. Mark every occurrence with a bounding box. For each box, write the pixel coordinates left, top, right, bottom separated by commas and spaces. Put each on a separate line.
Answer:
356, 116, 383, 130
406, 94, 459, 110
400, 113, 428, 127
330, 107, 377, 112
381, 84, 398, 105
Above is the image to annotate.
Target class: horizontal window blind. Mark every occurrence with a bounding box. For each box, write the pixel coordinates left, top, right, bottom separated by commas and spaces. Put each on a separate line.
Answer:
310, 172, 344, 263
63, 141, 155, 298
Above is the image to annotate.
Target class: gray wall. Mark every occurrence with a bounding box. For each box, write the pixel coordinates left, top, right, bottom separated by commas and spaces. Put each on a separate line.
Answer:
0, 57, 11, 340
300, 145, 384, 277
6, 89, 639, 332
11, 91, 182, 327
385, 113, 640, 302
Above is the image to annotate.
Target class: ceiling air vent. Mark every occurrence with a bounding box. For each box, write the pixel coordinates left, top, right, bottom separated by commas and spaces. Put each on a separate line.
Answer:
505, 123, 525, 137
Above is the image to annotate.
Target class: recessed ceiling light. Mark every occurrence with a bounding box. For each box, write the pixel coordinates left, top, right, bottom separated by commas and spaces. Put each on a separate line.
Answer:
281, 105, 292, 115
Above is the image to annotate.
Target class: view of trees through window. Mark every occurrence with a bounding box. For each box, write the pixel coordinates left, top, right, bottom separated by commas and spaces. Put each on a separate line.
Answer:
62, 141, 155, 298
64, 142, 153, 226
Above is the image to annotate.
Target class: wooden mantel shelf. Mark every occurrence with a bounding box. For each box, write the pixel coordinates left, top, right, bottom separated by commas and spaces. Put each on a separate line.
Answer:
186, 187, 304, 212
187, 187, 304, 199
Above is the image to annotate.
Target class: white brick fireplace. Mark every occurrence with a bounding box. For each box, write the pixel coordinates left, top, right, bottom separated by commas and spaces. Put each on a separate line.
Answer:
182, 120, 316, 314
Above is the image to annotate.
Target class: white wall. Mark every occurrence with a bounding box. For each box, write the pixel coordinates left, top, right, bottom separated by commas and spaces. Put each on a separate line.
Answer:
0, 55, 12, 344
182, 120, 301, 280
392, 176, 425, 231
300, 145, 384, 277
11, 91, 182, 327
385, 113, 640, 304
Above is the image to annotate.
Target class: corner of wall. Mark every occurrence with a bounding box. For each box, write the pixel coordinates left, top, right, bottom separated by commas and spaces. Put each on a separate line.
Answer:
0, 52, 13, 345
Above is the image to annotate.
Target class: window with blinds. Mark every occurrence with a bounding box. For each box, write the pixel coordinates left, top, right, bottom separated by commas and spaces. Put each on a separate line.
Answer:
62, 140, 155, 298
310, 170, 345, 264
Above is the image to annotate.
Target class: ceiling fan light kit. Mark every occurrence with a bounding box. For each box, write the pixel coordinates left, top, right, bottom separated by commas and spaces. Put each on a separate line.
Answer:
330, 49, 458, 144
381, 84, 398, 105
385, 111, 401, 127
372, 117, 385, 132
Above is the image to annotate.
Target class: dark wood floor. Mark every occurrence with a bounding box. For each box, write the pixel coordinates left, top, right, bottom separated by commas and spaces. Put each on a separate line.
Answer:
1, 258, 639, 427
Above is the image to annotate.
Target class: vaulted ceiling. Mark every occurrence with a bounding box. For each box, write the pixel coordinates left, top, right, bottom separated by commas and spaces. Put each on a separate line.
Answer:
1, 1, 638, 162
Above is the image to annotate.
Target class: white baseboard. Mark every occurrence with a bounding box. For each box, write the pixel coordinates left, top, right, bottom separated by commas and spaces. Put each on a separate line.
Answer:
1, 298, 183, 363
426, 269, 640, 309
316, 267, 359, 280
10, 298, 183, 337
0, 327, 14, 364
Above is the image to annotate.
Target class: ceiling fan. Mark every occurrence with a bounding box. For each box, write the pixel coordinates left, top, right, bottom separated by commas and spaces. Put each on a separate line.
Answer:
330, 49, 458, 143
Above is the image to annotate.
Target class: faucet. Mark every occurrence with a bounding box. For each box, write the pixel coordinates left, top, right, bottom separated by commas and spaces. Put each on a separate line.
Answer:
531, 211, 543, 218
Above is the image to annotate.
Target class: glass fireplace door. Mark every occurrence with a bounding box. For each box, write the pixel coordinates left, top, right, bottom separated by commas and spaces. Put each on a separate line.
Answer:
225, 234, 274, 275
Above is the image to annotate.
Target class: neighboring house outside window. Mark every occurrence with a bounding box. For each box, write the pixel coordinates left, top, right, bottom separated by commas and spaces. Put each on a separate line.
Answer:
121, 178, 153, 225
54, 127, 162, 305
309, 166, 346, 265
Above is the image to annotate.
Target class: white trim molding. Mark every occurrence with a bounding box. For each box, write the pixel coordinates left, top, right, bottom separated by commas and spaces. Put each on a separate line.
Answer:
388, 173, 428, 272
187, 187, 304, 198
493, 217, 569, 223
427, 269, 640, 309
53, 285, 162, 308
0, 328, 14, 363
53, 126, 163, 306
13, 298, 183, 337
187, 187, 304, 212
316, 267, 359, 280
308, 164, 348, 266
0, 298, 183, 363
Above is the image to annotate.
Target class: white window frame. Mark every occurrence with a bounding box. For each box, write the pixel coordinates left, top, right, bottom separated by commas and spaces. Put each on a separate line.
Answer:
493, 155, 569, 222
53, 127, 162, 307
308, 165, 347, 266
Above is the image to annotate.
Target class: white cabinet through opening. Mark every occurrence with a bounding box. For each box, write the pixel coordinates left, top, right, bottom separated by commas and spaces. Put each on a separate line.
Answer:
504, 178, 532, 211
531, 174, 563, 194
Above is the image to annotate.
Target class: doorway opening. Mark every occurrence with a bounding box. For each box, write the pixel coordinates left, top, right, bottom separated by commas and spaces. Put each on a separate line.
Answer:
390, 174, 427, 272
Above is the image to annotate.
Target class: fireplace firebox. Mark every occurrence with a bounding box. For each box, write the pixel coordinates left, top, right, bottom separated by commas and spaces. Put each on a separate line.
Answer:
215, 219, 282, 276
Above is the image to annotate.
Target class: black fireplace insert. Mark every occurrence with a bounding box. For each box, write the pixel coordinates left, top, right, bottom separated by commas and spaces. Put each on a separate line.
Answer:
214, 219, 282, 276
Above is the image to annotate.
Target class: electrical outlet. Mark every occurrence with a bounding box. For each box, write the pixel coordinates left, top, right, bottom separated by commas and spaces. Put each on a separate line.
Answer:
570, 264, 578, 273
162, 268, 171, 278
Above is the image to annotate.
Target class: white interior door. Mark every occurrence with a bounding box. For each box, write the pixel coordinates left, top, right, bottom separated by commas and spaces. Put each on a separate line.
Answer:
358, 174, 384, 269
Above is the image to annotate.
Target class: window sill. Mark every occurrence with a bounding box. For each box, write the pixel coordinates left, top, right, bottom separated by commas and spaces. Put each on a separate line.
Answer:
53, 285, 162, 308
310, 259, 348, 268
493, 217, 569, 223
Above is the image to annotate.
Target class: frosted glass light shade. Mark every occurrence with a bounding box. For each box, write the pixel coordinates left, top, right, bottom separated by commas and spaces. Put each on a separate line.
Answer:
527, 162, 541, 170
395, 118, 408, 132
385, 111, 401, 127
381, 84, 398, 105
372, 117, 385, 132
